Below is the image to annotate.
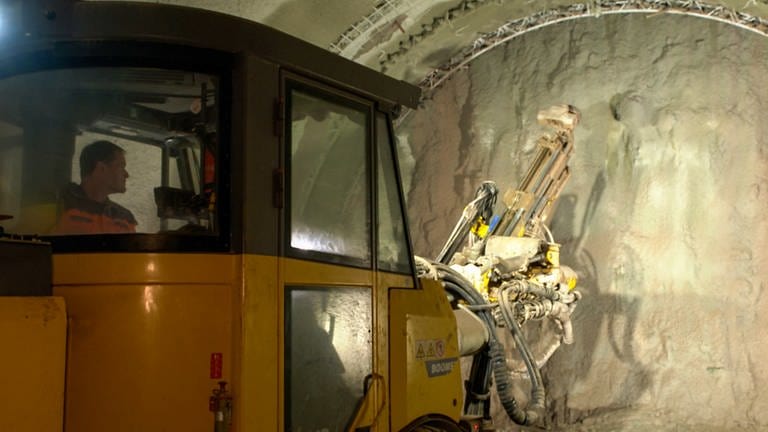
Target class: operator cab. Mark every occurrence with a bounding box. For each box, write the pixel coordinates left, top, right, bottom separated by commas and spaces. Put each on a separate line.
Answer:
0, 63, 224, 249
0, 3, 445, 432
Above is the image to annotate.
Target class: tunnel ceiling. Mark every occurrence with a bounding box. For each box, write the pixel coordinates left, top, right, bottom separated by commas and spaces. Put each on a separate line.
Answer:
112, 0, 768, 92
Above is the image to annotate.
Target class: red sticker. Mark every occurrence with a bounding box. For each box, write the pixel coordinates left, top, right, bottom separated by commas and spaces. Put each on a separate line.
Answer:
210, 353, 223, 379
435, 340, 445, 358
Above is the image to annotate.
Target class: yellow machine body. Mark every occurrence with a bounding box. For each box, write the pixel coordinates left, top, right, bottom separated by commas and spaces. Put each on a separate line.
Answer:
0, 297, 66, 432
389, 278, 463, 430
46, 253, 461, 432
53, 254, 237, 431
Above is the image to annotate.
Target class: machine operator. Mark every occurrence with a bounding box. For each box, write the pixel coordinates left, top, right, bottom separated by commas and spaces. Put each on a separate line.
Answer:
53, 140, 137, 234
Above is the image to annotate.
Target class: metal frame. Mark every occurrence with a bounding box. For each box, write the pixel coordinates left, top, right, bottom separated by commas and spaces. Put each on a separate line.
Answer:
5, 1, 419, 110
416, 0, 768, 100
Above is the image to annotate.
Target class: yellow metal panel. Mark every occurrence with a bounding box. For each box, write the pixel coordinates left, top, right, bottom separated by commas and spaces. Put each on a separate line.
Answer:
378, 271, 415, 290
53, 254, 236, 432
54, 253, 238, 285
368, 271, 416, 432
346, 372, 385, 431
389, 278, 462, 431
343, 270, 396, 432
52, 251, 451, 432
0, 297, 66, 432
283, 257, 373, 286
238, 254, 280, 432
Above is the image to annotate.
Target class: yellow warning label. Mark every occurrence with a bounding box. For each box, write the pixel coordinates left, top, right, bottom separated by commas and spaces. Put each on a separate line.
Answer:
415, 339, 446, 360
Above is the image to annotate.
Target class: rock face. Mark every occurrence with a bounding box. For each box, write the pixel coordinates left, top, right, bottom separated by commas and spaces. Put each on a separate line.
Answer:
397, 13, 768, 431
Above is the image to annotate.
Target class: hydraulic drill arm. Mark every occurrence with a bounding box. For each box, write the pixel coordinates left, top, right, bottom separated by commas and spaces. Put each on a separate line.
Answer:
421, 104, 582, 430
492, 104, 580, 240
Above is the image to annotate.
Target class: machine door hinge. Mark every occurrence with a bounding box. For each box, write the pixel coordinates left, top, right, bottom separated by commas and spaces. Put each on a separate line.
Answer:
273, 98, 284, 137
272, 168, 284, 208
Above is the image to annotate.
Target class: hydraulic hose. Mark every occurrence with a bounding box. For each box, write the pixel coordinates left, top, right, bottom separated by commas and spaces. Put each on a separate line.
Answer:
426, 260, 546, 426
442, 278, 494, 418
493, 286, 546, 425
505, 279, 559, 301
434, 262, 497, 420
436, 264, 496, 333
488, 340, 528, 424
435, 264, 484, 303
436, 182, 498, 264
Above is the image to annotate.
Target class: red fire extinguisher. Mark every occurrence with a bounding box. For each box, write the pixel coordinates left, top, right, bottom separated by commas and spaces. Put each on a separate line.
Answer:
209, 381, 233, 432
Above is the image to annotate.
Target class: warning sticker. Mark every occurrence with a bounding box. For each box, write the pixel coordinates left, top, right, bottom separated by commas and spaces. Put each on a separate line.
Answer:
210, 352, 223, 379
415, 339, 447, 360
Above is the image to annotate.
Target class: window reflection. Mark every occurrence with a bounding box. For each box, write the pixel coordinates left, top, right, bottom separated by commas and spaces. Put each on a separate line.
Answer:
376, 114, 412, 274
289, 88, 371, 265
286, 286, 372, 432
0, 68, 219, 237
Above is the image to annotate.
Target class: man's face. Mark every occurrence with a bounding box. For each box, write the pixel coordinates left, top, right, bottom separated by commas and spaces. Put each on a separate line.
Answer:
102, 152, 129, 194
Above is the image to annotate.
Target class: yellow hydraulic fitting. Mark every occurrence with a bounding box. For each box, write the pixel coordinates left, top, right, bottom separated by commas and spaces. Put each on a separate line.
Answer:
545, 243, 560, 268
471, 217, 490, 239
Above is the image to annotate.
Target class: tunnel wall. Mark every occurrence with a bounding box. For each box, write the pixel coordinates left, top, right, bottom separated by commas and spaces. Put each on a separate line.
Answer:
397, 13, 768, 430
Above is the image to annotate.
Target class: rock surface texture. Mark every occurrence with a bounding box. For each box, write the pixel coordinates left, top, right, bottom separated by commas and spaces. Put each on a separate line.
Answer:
397, 13, 768, 431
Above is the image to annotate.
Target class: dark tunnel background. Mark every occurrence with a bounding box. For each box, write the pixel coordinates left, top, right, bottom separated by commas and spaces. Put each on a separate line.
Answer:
396, 13, 768, 431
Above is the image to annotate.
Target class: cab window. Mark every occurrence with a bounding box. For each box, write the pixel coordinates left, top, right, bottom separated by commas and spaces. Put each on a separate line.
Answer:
286, 83, 371, 267
0, 67, 219, 237
376, 114, 413, 274
285, 286, 372, 431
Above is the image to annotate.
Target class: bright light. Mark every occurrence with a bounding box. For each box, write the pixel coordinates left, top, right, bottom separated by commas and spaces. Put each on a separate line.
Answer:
142, 286, 156, 313
0, 7, 6, 39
